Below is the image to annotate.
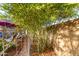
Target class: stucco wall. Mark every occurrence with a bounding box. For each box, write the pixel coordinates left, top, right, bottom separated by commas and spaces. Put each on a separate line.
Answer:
49, 19, 79, 56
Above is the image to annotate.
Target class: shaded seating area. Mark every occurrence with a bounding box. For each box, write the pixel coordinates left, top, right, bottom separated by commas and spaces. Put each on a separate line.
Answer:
0, 20, 29, 56
0, 20, 16, 56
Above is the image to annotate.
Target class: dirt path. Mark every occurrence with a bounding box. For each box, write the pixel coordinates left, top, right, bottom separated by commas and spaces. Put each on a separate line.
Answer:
32, 50, 55, 56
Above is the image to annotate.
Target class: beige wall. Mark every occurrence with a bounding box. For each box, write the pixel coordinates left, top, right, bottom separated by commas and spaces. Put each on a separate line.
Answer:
49, 20, 79, 56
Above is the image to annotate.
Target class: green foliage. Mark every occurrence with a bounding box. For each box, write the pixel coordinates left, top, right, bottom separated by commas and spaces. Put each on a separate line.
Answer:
0, 43, 3, 51
1, 3, 79, 32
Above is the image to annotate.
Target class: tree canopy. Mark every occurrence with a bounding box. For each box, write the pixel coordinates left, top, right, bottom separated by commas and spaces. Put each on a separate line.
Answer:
1, 3, 79, 32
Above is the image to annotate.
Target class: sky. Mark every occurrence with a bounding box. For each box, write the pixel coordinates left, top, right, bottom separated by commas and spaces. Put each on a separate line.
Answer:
0, 10, 6, 15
